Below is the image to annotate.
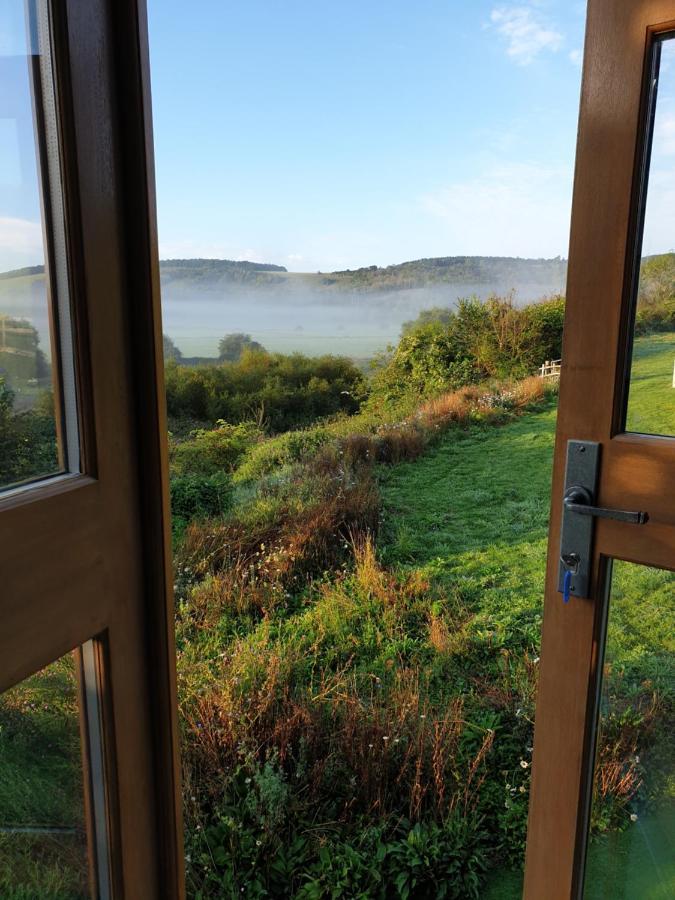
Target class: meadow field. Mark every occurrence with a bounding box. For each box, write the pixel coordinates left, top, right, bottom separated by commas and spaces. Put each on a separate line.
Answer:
0, 325, 672, 898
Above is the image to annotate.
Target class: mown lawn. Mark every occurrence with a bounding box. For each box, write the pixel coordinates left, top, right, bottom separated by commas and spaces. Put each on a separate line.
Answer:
626, 332, 675, 436
379, 401, 674, 899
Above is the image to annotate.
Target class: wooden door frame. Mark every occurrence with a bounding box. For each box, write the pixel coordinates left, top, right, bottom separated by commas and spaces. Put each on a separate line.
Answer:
0, 1, 183, 896
524, 2, 675, 898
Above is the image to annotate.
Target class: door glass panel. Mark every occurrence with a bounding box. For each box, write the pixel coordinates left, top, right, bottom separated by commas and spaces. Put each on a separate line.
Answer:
0, 0, 78, 492
0, 651, 89, 898
583, 562, 675, 899
625, 35, 675, 437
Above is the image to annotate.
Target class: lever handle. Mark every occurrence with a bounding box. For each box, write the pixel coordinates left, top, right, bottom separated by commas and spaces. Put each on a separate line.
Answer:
564, 487, 649, 525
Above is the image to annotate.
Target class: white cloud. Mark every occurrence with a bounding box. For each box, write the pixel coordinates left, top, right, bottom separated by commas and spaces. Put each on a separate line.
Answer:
421, 162, 573, 258
0, 216, 43, 272
490, 5, 563, 65
569, 48, 583, 68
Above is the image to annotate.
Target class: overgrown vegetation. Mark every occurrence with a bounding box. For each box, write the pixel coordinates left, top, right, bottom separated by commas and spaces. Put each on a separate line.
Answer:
164, 350, 366, 432
1, 281, 673, 897
0, 378, 57, 487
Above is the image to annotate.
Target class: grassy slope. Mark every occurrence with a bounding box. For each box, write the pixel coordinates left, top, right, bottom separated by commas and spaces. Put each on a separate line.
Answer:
377, 352, 674, 898
626, 333, 675, 436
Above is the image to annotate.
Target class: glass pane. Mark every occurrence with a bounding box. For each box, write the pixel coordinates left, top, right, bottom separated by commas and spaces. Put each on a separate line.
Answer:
0, 1, 77, 492
583, 562, 675, 899
625, 35, 675, 437
0, 652, 89, 898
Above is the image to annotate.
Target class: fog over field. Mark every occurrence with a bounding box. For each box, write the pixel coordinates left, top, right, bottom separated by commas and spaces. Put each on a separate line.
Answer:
0, 255, 568, 360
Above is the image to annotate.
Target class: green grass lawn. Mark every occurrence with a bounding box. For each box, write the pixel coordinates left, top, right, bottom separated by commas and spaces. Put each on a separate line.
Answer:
0, 655, 88, 899
626, 332, 675, 435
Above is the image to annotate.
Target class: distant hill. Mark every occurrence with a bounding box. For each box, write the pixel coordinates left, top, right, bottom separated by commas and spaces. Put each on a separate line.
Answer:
321, 256, 567, 292
0, 255, 568, 296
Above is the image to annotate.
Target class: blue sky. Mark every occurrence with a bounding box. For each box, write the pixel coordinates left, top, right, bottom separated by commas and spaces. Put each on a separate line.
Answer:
146, 1, 589, 270
2, 2, 673, 274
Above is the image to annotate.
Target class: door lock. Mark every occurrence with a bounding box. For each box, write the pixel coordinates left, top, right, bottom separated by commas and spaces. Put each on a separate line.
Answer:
557, 441, 649, 599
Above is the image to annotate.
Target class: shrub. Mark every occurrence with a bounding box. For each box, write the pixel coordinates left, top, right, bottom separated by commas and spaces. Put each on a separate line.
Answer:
171, 421, 262, 476
371, 294, 565, 408
234, 426, 331, 482
0, 378, 58, 486
165, 351, 366, 432
170, 472, 233, 539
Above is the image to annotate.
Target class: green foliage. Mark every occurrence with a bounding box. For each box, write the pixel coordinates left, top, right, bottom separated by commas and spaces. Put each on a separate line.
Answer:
372, 295, 565, 406
171, 421, 262, 476
163, 333, 183, 362
401, 306, 456, 335
170, 472, 233, 539
186, 758, 487, 900
164, 351, 366, 432
217, 332, 266, 362
233, 426, 331, 482
635, 254, 675, 334
0, 377, 58, 487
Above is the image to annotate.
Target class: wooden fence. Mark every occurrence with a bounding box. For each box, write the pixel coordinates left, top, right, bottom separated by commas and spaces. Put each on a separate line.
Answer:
539, 359, 562, 380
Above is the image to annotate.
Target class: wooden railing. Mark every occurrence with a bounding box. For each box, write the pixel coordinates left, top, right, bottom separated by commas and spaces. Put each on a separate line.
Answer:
539, 359, 562, 379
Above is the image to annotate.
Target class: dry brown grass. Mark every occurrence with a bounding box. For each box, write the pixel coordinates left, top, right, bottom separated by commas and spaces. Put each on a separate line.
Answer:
511, 375, 546, 407
416, 387, 478, 429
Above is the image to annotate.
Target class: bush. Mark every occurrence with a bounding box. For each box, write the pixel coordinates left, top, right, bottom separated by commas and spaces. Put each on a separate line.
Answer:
171, 421, 262, 476
165, 351, 366, 432
0, 378, 57, 486
170, 472, 233, 539
372, 294, 565, 407
234, 426, 331, 482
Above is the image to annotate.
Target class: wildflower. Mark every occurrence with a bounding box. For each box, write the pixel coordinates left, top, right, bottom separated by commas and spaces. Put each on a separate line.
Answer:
520, 760, 529, 769
533, 657, 540, 664
256, 840, 262, 846
245, 777, 251, 784
519, 785, 526, 794
383, 736, 389, 741
630, 813, 638, 822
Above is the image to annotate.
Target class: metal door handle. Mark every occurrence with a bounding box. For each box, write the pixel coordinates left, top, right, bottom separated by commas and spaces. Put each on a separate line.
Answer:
557, 440, 650, 600
564, 487, 649, 525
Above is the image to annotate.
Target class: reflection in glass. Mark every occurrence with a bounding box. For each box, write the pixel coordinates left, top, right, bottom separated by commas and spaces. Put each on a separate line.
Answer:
0, 652, 89, 898
625, 36, 675, 437
583, 562, 674, 899
0, 1, 75, 491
